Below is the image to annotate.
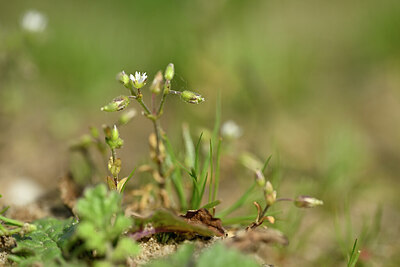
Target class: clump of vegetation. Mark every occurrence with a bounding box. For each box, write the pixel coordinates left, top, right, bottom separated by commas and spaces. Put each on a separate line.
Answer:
0, 64, 326, 266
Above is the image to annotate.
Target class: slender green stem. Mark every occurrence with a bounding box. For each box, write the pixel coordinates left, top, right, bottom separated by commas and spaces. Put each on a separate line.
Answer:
157, 80, 170, 116
0, 215, 24, 227
137, 95, 152, 115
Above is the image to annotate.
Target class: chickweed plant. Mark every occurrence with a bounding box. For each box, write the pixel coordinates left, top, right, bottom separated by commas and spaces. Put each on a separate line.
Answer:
0, 63, 324, 266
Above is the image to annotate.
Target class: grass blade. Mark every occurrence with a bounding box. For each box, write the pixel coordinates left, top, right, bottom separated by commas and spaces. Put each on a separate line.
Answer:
182, 123, 195, 169
163, 135, 187, 210
348, 238, 361, 267
194, 132, 203, 175
119, 167, 136, 194
261, 155, 272, 173
201, 200, 221, 210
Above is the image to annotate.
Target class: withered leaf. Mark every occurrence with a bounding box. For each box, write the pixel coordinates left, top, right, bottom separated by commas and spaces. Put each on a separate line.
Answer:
130, 209, 224, 240
181, 208, 226, 237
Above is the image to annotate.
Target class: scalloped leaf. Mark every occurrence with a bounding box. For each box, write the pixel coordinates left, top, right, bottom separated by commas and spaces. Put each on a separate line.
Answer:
9, 217, 77, 267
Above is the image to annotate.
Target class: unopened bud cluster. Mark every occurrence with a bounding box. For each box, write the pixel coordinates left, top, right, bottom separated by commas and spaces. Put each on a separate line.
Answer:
104, 125, 124, 150
103, 63, 204, 115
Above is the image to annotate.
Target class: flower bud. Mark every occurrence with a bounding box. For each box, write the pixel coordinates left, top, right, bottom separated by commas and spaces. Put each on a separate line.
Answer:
164, 63, 175, 81
101, 95, 130, 112
118, 109, 136, 125
264, 181, 274, 195
265, 190, 277, 206
255, 170, 265, 187
104, 125, 124, 149
117, 71, 131, 88
294, 196, 323, 208
150, 71, 163, 95
111, 125, 119, 141
103, 125, 112, 139
180, 90, 205, 104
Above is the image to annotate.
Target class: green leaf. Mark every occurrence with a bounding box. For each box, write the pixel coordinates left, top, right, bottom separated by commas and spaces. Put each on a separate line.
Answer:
9, 218, 76, 267
118, 167, 136, 194
75, 184, 132, 255
182, 123, 195, 169
348, 239, 361, 267
261, 155, 272, 173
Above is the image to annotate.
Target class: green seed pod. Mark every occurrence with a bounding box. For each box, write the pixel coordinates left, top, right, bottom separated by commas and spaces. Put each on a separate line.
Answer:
101, 95, 130, 112
180, 90, 205, 104
164, 63, 175, 81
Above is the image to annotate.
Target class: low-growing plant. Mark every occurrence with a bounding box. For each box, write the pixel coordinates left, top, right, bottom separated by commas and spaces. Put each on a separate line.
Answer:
1, 63, 324, 266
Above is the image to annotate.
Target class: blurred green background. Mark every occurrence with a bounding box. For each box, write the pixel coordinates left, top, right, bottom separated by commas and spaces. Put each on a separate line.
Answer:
1, 0, 400, 266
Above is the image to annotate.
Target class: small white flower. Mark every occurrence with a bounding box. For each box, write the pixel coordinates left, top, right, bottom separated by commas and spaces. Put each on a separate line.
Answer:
130, 71, 147, 89
21, 10, 47, 33
221, 120, 243, 139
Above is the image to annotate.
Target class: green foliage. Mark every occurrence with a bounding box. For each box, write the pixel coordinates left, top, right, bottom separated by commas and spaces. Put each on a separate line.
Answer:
8, 184, 139, 266
347, 239, 361, 267
74, 184, 138, 258
8, 218, 76, 266
145, 243, 260, 267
